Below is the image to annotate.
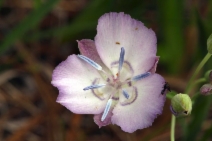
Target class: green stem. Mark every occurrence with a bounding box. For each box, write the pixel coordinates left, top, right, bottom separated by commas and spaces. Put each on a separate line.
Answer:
171, 115, 176, 141
188, 78, 207, 97
193, 78, 206, 85
170, 52, 211, 141
185, 53, 211, 94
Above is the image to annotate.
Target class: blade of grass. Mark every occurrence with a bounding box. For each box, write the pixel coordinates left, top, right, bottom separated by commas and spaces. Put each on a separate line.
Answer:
0, 0, 59, 54
184, 95, 212, 140
157, 0, 184, 74
24, 0, 147, 43
201, 123, 212, 141
22, 0, 112, 43
57, 0, 113, 42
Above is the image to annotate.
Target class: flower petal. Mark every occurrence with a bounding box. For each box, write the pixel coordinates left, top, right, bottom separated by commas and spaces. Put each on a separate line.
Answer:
78, 39, 111, 73
78, 39, 104, 66
51, 55, 108, 114
95, 12, 157, 76
111, 74, 166, 133
94, 110, 112, 128
149, 56, 160, 73
94, 99, 118, 128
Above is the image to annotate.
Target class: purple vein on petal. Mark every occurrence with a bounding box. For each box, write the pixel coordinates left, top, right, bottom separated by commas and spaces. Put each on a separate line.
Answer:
83, 84, 106, 91
78, 55, 102, 70
101, 99, 112, 121
131, 72, 151, 81
118, 47, 125, 72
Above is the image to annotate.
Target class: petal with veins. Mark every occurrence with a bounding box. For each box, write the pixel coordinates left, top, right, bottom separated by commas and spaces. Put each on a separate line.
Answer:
78, 39, 109, 71
94, 99, 117, 128
111, 74, 166, 133
149, 56, 160, 73
51, 55, 108, 114
94, 110, 112, 128
95, 12, 157, 76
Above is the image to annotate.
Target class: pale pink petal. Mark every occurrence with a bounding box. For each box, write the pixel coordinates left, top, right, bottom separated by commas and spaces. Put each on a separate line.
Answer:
111, 74, 166, 133
78, 39, 110, 73
51, 55, 108, 114
149, 56, 160, 73
95, 12, 157, 76
94, 109, 112, 128
78, 39, 103, 66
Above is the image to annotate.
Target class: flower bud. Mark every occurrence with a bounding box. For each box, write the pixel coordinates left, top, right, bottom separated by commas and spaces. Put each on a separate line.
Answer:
170, 93, 192, 116
200, 84, 212, 95
207, 33, 212, 54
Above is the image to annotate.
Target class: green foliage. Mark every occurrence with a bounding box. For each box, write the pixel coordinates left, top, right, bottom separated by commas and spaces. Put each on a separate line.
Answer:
184, 95, 212, 140
1, 0, 212, 140
0, 0, 59, 54
157, 0, 184, 74
207, 33, 212, 54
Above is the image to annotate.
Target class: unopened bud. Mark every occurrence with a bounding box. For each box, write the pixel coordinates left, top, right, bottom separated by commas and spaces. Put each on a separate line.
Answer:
207, 33, 212, 54
170, 93, 192, 116
200, 84, 212, 95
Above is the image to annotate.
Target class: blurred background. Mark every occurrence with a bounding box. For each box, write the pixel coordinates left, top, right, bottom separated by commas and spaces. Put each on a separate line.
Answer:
0, 0, 212, 141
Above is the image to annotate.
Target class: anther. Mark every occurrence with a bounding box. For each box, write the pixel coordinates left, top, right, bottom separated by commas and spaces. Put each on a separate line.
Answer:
78, 55, 102, 70
122, 89, 129, 99
83, 84, 106, 91
101, 99, 112, 121
118, 47, 125, 72
132, 72, 151, 81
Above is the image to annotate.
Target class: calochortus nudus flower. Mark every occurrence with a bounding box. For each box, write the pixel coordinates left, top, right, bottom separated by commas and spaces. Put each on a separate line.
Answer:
52, 12, 167, 133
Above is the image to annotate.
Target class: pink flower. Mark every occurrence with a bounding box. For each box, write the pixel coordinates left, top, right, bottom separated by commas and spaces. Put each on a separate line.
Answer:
52, 12, 166, 133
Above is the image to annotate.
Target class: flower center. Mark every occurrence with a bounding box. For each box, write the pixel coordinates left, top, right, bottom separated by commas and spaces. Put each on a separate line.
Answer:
78, 47, 151, 121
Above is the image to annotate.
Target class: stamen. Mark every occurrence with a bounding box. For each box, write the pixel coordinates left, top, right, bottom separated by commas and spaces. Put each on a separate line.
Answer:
131, 72, 151, 81
120, 87, 138, 106
122, 89, 129, 99
101, 99, 112, 121
78, 55, 102, 70
83, 84, 106, 91
118, 47, 125, 72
